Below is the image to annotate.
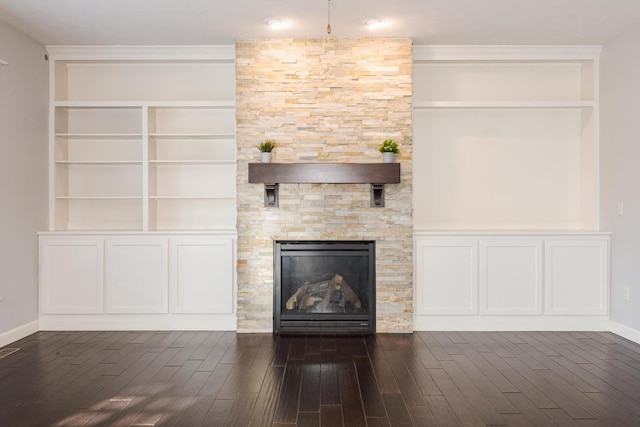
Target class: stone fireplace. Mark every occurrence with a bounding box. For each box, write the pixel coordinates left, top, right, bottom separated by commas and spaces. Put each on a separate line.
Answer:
274, 240, 376, 334
236, 38, 413, 332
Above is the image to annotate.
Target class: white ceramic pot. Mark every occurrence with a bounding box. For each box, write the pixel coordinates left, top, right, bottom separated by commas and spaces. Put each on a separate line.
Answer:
260, 152, 272, 163
382, 152, 395, 163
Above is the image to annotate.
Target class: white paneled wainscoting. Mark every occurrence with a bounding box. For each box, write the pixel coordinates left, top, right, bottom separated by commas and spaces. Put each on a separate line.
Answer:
414, 232, 610, 331
38, 233, 236, 330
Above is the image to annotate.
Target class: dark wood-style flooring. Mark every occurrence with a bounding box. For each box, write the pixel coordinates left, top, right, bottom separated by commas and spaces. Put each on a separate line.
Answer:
2, 331, 640, 426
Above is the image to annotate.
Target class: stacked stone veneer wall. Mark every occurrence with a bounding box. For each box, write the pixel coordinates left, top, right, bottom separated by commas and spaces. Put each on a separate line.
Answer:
236, 38, 413, 332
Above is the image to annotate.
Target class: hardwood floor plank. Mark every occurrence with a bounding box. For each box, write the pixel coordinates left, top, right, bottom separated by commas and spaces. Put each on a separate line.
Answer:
449, 353, 518, 414
3, 331, 640, 427
427, 368, 486, 427
249, 365, 285, 427
381, 393, 414, 427
273, 360, 303, 424
299, 360, 321, 412
417, 332, 453, 361
500, 355, 595, 420
424, 395, 462, 427
504, 392, 555, 426
439, 359, 508, 425
320, 360, 341, 405
177, 363, 233, 425
408, 404, 439, 427
363, 336, 400, 394
353, 356, 387, 417
338, 368, 367, 427
383, 350, 425, 406
297, 411, 320, 427
481, 352, 558, 409
320, 405, 343, 427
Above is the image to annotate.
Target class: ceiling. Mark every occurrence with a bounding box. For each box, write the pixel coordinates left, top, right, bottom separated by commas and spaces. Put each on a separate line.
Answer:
1, 0, 640, 46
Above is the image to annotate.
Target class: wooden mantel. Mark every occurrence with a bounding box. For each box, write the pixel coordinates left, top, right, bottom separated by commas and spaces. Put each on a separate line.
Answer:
248, 163, 401, 207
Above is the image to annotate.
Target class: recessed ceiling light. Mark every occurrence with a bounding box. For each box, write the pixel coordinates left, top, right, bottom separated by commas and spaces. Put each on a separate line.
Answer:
365, 19, 385, 30
266, 19, 287, 30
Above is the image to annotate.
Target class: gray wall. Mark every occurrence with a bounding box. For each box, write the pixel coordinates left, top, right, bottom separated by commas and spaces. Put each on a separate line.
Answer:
601, 23, 640, 330
0, 20, 48, 340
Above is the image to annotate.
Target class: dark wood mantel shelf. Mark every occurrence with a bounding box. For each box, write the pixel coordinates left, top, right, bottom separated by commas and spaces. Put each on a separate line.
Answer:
248, 162, 401, 207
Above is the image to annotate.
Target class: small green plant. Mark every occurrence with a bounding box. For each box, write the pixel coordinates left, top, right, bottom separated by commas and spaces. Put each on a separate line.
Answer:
256, 139, 276, 152
378, 139, 399, 154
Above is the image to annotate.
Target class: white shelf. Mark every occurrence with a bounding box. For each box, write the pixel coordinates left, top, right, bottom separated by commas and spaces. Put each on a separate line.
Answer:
149, 195, 236, 200
56, 133, 143, 138
413, 101, 595, 109
56, 160, 143, 165
55, 100, 235, 108
56, 196, 143, 200
149, 160, 235, 165
149, 133, 235, 139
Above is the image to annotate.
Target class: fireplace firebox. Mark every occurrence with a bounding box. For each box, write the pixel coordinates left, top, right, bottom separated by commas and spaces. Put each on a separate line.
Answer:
274, 240, 375, 334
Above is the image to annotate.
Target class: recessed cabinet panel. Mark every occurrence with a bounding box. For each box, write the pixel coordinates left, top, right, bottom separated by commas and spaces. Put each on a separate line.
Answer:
545, 240, 608, 315
170, 238, 234, 314
415, 239, 478, 314
480, 240, 543, 315
40, 238, 104, 314
105, 238, 169, 313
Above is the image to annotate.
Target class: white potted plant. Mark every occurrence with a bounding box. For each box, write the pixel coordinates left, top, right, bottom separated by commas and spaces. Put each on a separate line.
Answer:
256, 139, 276, 163
378, 139, 399, 163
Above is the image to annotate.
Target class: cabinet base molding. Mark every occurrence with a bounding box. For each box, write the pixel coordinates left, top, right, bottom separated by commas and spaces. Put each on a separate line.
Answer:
413, 315, 611, 332
38, 314, 236, 331
0, 320, 39, 348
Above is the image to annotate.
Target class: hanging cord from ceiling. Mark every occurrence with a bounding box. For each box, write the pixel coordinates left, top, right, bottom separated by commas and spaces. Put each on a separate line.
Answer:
327, 0, 332, 34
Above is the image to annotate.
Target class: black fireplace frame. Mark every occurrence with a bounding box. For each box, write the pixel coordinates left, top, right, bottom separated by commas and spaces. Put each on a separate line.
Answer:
273, 240, 376, 334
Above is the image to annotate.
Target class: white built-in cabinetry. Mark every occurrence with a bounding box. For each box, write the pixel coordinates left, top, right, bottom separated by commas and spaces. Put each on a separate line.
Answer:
39, 233, 236, 330
414, 233, 609, 330
412, 46, 609, 330
40, 46, 237, 330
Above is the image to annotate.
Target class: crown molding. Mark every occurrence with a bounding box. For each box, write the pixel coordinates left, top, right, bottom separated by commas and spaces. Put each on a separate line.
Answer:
45, 45, 235, 61
413, 45, 602, 61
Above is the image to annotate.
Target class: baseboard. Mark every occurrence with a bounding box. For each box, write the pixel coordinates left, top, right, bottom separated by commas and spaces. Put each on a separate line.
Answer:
608, 321, 640, 345
0, 320, 39, 347
39, 314, 237, 331
413, 315, 611, 331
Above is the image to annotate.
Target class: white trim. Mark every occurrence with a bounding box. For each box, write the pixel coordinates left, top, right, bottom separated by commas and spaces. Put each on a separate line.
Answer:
413, 45, 602, 61
413, 230, 611, 237
413, 315, 610, 331
609, 321, 640, 345
38, 314, 237, 331
45, 45, 235, 61
237, 328, 273, 333
0, 321, 39, 347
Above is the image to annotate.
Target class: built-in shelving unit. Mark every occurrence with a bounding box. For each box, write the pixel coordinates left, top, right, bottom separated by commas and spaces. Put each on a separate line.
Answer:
412, 46, 601, 231
47, 46, 237, 231
411, 46, 609, 331
40, 46, 238, 331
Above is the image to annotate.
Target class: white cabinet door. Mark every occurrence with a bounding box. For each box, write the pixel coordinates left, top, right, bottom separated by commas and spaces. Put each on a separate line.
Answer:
480, 240, 543, 315
40, 237, 104, 314
105, 238, 168, 313
415, 239, 478, 315
170, 238, 234, 314
545, 239, 609, 315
